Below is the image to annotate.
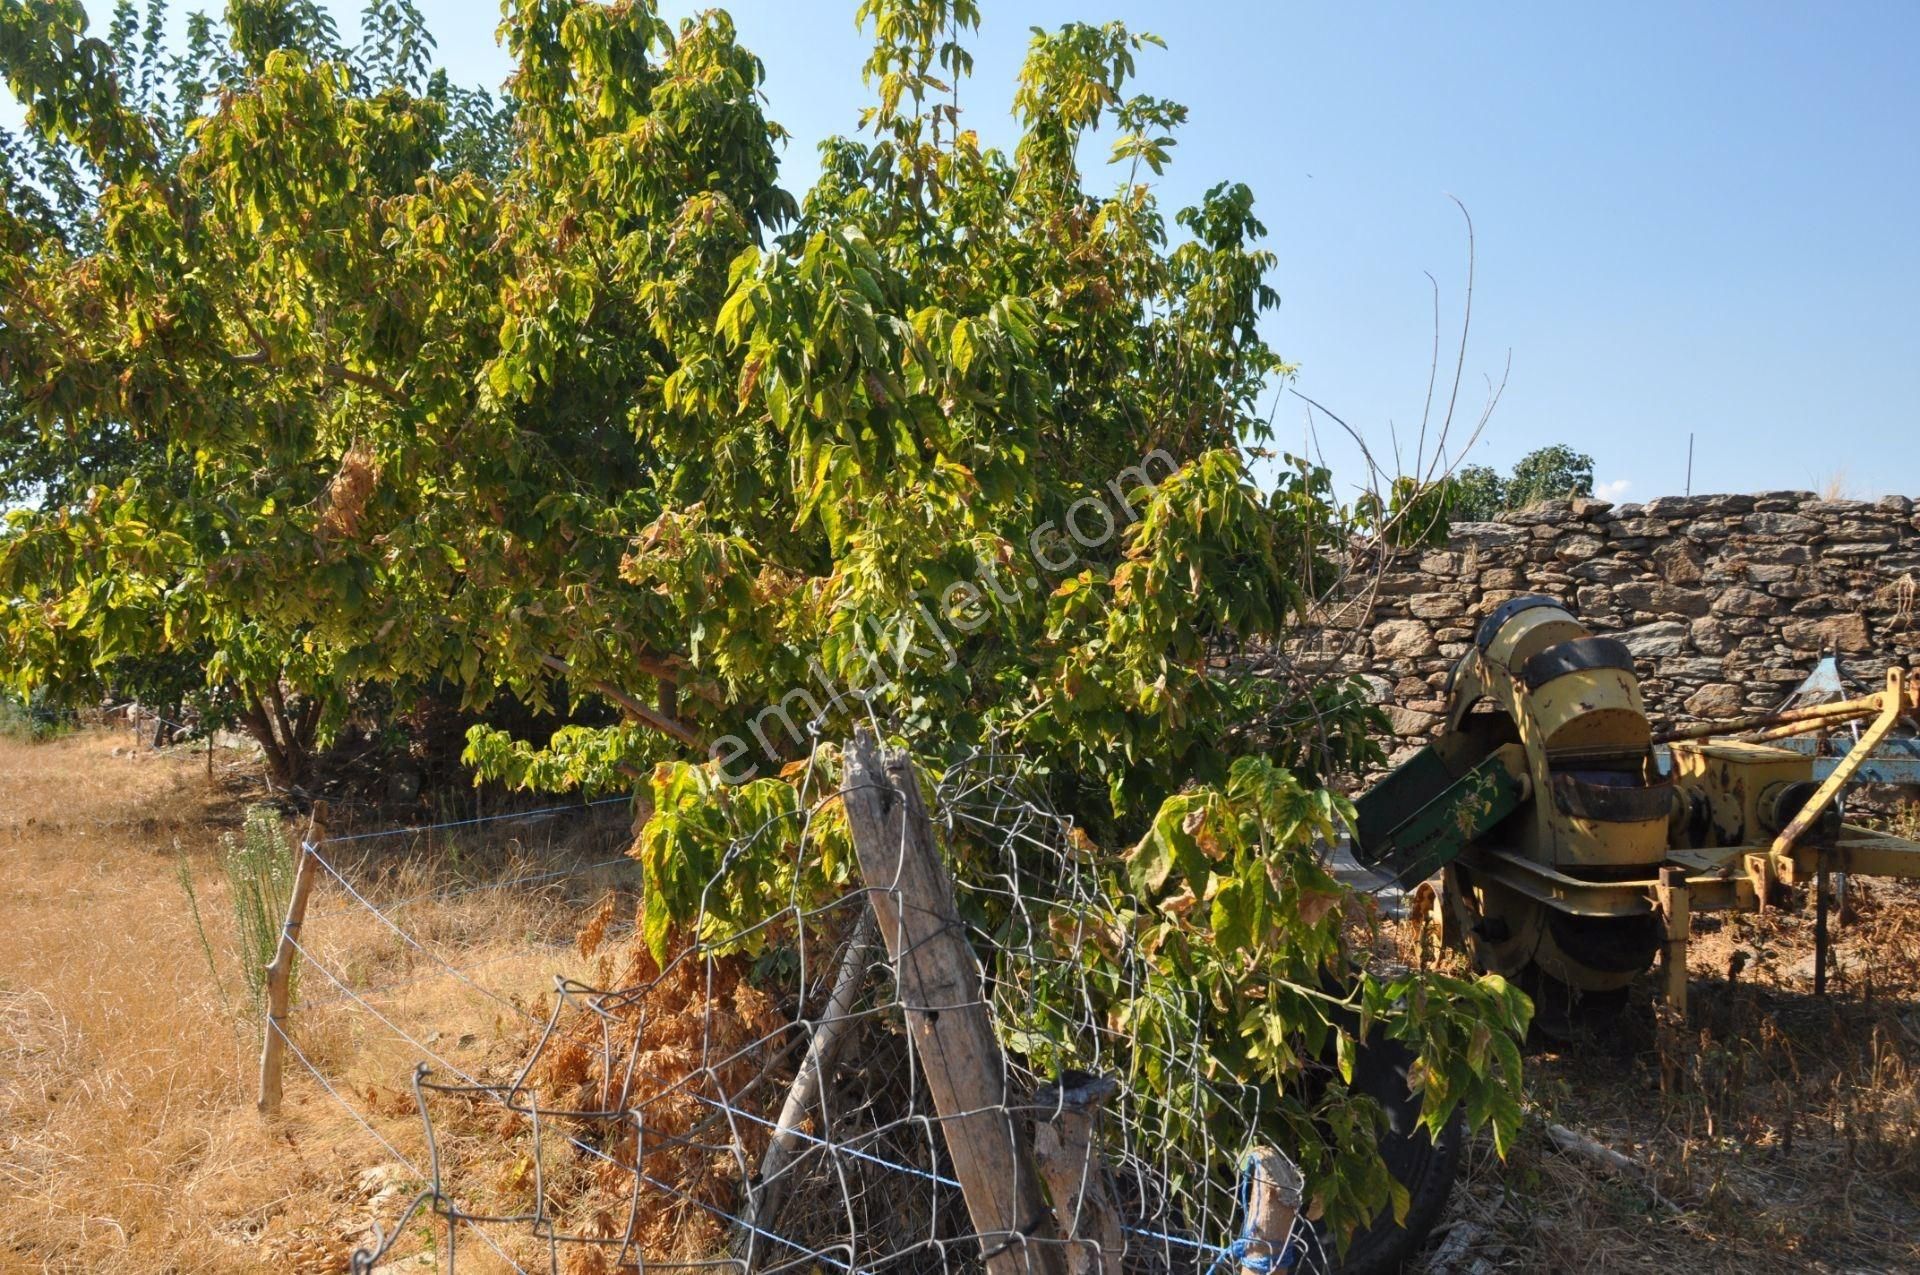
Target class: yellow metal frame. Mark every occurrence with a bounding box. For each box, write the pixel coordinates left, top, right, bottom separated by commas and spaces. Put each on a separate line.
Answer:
1454, 811, 1920, 1015
1456, 666, 1920, 1013
1437, 601, 1920, 1016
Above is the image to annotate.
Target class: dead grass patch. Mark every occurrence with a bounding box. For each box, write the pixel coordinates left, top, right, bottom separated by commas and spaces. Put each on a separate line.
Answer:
10, 729, 1920, 1273
1363, 874, 1920, 1272
1, 730, 636, 1273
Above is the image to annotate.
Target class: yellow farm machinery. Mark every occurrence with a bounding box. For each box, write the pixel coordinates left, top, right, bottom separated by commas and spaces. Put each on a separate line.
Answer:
1353, 596, 1920, 1019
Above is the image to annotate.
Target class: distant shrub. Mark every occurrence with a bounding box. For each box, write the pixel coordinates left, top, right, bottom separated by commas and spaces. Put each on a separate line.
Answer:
1445, 444, 1596, 520
0, 691, 73, 742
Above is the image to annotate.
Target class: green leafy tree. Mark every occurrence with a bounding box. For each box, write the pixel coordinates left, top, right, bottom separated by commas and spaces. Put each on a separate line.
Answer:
1443, 445, 1594, 520
1505, 442, 1594, 508
0, 0, 515, 779
0, 0, 1526, 1239
1445, 462, 1506, 521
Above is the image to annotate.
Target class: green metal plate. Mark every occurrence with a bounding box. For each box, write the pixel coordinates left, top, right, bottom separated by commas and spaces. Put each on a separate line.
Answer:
1356, 753, 1528, 891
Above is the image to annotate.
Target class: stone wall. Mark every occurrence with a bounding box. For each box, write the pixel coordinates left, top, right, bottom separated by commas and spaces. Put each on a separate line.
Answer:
1343, 492, 1920, 748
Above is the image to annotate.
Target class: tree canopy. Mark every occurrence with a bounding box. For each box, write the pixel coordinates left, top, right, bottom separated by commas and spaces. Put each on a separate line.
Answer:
0, 0, 1527, 1239
1447, 443, 1595, 521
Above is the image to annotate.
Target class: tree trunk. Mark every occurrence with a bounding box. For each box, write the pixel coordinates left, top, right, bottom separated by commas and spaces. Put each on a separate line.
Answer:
241, 694, 292, 786
265, 685, 299, 777
240, 687, 313, 788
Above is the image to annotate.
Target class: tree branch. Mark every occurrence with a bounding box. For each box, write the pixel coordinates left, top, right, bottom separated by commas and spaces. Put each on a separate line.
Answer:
539, 653, 705, 750
325, 361, 407, 402
294, 693, 322, 750
221, 343, 406, 405
1, 284, 77, 345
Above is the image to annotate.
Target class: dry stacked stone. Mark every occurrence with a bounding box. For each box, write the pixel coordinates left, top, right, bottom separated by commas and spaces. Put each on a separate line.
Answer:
1312, 492, 1920, 750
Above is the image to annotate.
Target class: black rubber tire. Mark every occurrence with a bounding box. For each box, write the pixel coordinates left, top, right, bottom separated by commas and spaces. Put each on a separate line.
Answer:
1519, 966, 1632, 1045
1306, 1033, 1466, 1275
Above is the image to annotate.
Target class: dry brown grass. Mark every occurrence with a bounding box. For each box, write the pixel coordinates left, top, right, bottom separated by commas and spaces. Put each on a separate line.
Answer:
1, 729, 636, 1273
1, 730, 281, 1273
11, 728, 1920, 1273
1367, 874, 1920, 1273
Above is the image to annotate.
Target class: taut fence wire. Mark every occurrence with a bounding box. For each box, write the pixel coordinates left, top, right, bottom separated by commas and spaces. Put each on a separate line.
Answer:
262, 741, 1325, 1274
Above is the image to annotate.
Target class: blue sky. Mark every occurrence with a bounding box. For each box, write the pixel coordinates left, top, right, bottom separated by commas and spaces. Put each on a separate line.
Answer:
8, 2, 1917, 501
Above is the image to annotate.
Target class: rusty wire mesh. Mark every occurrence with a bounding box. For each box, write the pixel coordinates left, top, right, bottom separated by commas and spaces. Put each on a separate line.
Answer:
277, 744, 1329, 1274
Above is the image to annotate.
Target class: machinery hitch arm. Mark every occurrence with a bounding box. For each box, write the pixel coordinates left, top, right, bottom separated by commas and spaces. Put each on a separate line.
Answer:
1766, 667, 1912, 884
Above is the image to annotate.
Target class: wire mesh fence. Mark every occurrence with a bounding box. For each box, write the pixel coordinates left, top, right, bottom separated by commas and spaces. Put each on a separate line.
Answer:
269, 738, 1332, 1275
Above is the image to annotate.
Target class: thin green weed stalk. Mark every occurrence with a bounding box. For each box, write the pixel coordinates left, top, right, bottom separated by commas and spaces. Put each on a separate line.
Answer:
220, 805, 300, 1009
173, 843, 233, 1017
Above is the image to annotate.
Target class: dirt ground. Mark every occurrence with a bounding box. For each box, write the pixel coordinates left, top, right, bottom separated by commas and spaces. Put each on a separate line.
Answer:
4, 729, 1919, 1273
1373, 876, 1920, 1273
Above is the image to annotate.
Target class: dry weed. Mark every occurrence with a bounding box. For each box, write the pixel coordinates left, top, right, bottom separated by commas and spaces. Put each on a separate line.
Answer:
317, 444, 379, 542
1366, 874, 1920, 1272
10, 728, 1919, 1273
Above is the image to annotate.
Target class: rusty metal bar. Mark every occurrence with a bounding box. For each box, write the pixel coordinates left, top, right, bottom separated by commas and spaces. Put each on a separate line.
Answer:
1745, 707, 1884, 744
1814, 860, 1831, 998
1785, 827, 1920, 878
1463, 848, 1757, 919
1650, 691, 1891, 745
1656, 866, 1690, 1017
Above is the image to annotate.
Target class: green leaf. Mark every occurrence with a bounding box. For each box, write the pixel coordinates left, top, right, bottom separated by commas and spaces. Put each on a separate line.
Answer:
950, 317, 977, 374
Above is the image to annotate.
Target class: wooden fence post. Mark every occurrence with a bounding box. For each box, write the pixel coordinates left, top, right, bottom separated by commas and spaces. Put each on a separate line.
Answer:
257, 803, 327, 1115
841, 731, 1065, 1275
732, 905, 877, 1267
1238, 1147, 1304, 1275
1032, 1073, 1125, 1275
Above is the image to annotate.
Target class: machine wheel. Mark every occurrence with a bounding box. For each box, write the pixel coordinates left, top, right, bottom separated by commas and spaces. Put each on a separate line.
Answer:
1448, 866, 1659, 998
1517, 966, 1632, 1043
1303, 1032, 1466, 1274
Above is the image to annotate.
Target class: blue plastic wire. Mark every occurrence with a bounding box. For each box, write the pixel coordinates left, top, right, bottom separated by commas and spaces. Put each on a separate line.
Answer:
1201, 1157, 1303, 1275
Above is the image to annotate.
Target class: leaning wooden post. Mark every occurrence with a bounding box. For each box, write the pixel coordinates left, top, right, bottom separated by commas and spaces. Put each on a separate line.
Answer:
257, 803, 327, 1115
1032, 1072, 1125, 1275
732, 905, 877, 1266
1237, 1147, 1304, 1275
841, 732, 1065, 1275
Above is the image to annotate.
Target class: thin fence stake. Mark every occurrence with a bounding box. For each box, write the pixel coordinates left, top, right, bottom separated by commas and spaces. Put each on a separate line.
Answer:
841, 730, 1066, 1275
258, 802, 327, 1114
732, 905, 877, 1268
1033, 1073, 1125, 1275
